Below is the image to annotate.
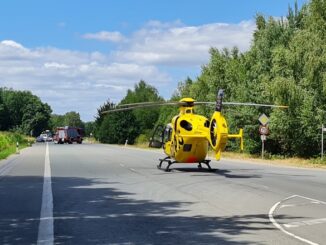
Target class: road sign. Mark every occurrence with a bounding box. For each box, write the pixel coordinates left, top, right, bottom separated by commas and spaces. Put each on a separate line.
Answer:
258, 113, 269, 126
259, 125, 269, 135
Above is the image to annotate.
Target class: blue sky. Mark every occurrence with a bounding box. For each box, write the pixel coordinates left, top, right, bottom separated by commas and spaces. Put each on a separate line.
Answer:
0, 0, 308, 121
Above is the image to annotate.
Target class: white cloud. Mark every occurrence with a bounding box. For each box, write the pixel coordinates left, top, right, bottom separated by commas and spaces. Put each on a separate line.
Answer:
0, 20, 255, 121
1, 40, 26, 49
113, 20, 256, 66
0, 40, 170, 121
82, 31, 126, 42
44, 62, 70, 69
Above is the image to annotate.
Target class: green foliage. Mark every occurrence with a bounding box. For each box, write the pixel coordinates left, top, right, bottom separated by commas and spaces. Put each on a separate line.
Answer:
49, 114, 65, 130
0, 131, 31, 159
0, 88, 52, 136
95, 81, 163, 144
97, 111, 139, 144
84, 121, 95, 136
120, 80, 163, 131
63, 111, 84, 128
94, 100, 116, 140
0, 91, 9, 130
135, 134, 149, 144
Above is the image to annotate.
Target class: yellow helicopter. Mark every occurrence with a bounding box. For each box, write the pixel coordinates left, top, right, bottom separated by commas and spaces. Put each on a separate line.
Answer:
103, 89, 287, 171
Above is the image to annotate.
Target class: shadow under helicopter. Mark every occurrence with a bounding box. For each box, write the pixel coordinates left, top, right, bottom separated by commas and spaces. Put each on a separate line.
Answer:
161, 167, 262, 179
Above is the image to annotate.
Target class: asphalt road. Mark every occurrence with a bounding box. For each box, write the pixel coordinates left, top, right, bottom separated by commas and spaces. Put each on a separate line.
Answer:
0, 143, 326, 244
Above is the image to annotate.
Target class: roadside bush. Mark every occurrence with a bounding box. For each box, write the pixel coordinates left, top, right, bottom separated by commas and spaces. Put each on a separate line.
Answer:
0, 131, 32, 159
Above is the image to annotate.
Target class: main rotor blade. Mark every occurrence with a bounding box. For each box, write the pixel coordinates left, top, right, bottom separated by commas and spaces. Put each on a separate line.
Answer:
224, 102, 288, 108
101, 100, 288, 114
117, 101, 166, 107
194, 101, 288, 108
101, 102, 181, 114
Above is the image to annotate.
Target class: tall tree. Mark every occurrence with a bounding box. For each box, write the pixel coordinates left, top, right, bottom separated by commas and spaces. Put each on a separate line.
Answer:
97, 111, 139, 144
120, 80, 163, 134
63, 111, 84, 128
1, 88, 52, 136
0, 89, 9, 130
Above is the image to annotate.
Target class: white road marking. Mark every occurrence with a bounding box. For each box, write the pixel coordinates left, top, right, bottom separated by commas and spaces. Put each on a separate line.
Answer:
269, 195, 320, 245
280, 204, 298, 208
37, 143, 54, 245
284, 218, 326, 228
295, 195, 326, 205
280, 201, 323, 209
129, 168, 137, 173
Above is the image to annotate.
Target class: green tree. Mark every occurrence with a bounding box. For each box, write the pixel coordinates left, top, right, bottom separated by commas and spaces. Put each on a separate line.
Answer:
94, 99, 116, 140
84, 121, 95, 137
97, 111, 139, 144
120, 80, 163, 135
63, 111, 84, 128
49, 114, 65, 130
1, 88, 52, 136
0, 89, 9, 130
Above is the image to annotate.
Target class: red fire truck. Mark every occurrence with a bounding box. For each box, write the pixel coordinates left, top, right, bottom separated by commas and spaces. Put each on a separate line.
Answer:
53, 126, 83, 144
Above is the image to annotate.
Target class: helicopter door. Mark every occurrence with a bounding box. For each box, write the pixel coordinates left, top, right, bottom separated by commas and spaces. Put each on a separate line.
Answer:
149, 124, 164, 148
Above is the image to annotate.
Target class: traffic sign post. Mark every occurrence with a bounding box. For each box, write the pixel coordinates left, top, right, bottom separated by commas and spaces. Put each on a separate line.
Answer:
259, 114, 269, 159
258, 113, 270, 126
261, 135, 266, 159
321, 124, 326, 160
259, 125, 269, 136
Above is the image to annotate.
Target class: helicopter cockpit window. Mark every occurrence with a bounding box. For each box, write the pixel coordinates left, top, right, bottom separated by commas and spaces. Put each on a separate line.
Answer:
180, 120, 192, 131
163, 126, 172, 143
149, 125, 164, 148
186, 109, 192, 114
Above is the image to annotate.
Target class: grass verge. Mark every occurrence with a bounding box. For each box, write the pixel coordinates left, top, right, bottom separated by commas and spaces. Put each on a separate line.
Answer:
0, 131, 34, 160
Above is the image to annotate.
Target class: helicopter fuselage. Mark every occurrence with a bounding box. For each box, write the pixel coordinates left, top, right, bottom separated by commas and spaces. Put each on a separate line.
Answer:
164, 111, 210, 163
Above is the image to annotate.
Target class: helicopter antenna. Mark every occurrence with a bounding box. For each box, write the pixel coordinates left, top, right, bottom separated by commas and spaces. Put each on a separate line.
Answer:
215, 89, 224, 112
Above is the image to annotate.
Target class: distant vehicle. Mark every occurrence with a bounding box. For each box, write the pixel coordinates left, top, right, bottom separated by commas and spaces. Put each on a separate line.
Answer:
36, 133, 52, 142
36, 134, 46, 142
44, 130, 53, 142
53, 126, 83, 144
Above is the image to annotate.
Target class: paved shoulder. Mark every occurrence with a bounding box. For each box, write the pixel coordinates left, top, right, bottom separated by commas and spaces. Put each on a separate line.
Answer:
0, 144, 46, 244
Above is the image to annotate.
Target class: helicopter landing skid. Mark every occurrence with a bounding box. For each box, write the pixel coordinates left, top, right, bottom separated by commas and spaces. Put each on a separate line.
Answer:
197, 160, 214, 171
158, 157, 214, 172
157, 157, 177, 172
